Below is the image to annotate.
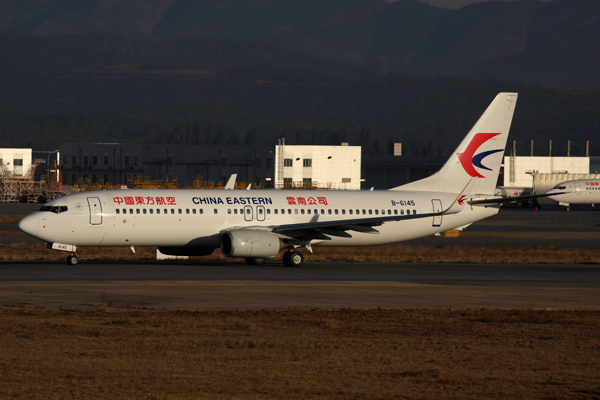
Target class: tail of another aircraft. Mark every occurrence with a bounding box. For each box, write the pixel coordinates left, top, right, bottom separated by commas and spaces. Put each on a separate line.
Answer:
392, 92, 518, 195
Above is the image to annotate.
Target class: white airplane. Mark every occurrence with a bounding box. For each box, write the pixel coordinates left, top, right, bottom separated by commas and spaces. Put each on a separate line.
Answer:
20, 93, 526, 267
545, 179, 600, 211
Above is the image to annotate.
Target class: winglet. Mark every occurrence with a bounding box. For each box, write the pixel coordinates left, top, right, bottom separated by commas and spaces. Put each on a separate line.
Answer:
224, 174, 237, 189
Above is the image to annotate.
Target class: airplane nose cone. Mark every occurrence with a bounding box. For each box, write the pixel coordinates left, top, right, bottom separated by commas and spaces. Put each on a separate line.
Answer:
18, 214, 39, 237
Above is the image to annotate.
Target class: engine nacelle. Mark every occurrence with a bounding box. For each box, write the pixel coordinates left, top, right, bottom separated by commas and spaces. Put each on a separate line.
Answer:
220, 229, 283, 258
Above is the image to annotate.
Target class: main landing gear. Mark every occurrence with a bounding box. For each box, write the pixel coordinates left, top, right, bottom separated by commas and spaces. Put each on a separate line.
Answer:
245, 257, 266, 265
66, 252, 79, 265
283, 251, 304, 267
244, 251, 304, 267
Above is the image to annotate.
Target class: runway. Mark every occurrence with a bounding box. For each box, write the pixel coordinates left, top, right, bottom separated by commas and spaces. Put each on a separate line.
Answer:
1, 260, 599, 311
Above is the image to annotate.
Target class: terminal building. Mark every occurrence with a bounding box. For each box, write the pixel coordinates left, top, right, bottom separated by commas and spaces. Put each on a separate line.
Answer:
57, 141, 443, 190
58, 143, 275, 188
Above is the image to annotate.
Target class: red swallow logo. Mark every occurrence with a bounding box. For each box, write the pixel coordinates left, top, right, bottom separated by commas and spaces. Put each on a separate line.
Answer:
457, 133, 502, 178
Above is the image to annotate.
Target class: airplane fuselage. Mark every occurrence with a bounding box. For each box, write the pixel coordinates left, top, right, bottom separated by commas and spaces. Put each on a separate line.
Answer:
546, 179, 600, 209
20, 188, 498, 250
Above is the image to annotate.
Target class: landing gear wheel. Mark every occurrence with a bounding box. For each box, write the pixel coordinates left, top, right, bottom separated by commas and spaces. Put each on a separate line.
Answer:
283, 251, 303, 267
245, 257, 266, 265
66, 254, 78, 266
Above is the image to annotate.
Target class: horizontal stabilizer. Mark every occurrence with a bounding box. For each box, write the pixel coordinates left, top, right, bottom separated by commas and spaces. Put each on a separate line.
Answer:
468, 192, 566, 206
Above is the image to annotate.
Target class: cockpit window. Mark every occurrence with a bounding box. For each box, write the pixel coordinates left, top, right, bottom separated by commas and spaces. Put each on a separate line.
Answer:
40, 205, 68, 214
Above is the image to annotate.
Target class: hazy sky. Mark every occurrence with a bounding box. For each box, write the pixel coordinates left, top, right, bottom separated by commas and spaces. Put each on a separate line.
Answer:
387, 0, 554, 10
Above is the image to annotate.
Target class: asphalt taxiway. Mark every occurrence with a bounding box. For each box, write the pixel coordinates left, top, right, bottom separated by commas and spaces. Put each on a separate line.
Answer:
0, 260, 598, 311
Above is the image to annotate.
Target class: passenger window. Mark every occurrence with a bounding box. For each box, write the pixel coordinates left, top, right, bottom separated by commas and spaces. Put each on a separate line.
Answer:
267, 209, 271, 215
349, 209, 353, 215
136, 209, 140, 215
328, 209, 332, 215
294, 209, 298, 214
246, 209, 251, 214
335, 210, 339, 215
307, 209, 311, 214
130, 209, 134, 214
394, 209, 398, 215
369, 210, 373, 215
228, 209, 232, 214
214, 209, 218, 214
171, 209, 175, 214
301, 209, 305, 215
149, 209, 153, 215
143, 209, 147, 214
274, 209, 278, 214
375, 210, 379, 215
234, 209, 238, 214
116, 209, 120, 215
156, 209, 160, 215
199, 209, 203, 214
186, 209, 190, 214
259, 209, 264, 215
178, 209, 182, 214
388, 210, 391, 215
288, 209, 292, 214
401, 210, 404, 215
193, 209, 196, 214
362, 210, 366, 215
413, 210, 417, 215
321, 209, 325, 215
342, 209, 346, 215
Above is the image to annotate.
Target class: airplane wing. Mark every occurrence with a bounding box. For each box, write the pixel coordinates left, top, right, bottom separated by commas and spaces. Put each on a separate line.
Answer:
274, 213, 428, 236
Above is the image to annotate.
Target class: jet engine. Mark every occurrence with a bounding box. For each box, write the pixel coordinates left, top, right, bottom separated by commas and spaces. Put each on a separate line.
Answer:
220, 229, 283, 258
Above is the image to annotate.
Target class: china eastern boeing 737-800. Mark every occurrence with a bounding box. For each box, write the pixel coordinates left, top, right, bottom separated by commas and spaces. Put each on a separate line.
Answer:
546, 179, 600, 211
20, 93, 526, 266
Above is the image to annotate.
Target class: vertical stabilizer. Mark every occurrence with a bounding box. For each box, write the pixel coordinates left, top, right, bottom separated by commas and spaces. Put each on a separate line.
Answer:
391, 92, 518, 195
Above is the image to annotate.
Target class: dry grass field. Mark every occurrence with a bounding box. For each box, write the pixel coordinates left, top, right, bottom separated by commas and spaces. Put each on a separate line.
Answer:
2, 213, 600, 399
1, 308, 599, 399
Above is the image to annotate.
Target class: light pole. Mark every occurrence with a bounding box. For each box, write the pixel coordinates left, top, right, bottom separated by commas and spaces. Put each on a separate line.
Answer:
47, 150, 59, 183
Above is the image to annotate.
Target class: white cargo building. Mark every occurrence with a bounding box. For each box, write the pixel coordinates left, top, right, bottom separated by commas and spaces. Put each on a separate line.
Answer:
0, 148, 33, 177
503, 156, 590, 189
274, 144, 361, 190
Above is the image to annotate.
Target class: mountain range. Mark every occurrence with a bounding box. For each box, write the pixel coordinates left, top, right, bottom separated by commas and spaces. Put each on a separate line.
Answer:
1, 0, 599, 89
